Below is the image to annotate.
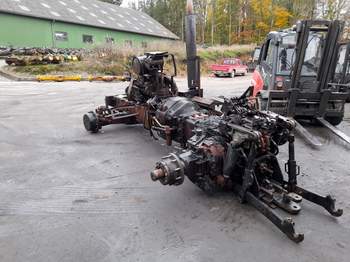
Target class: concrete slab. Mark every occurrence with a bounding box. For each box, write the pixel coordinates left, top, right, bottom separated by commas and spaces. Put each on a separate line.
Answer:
0, 76, 349, 262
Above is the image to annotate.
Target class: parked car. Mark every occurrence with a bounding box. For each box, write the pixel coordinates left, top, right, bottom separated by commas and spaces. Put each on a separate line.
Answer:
210, 58, 248, 77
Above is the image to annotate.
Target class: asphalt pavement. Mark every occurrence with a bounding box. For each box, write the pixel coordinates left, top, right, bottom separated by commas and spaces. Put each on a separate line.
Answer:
0, 75, 350, 262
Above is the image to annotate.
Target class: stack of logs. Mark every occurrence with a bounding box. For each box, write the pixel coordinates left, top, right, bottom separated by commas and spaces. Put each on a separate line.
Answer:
1, 47, 83, 66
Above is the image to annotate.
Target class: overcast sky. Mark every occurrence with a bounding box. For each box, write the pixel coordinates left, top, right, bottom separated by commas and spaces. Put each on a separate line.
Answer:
121, 0, 137, 8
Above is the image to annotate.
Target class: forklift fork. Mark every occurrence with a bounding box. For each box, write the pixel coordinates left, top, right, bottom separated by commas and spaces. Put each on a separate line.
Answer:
316, 117, 350, 144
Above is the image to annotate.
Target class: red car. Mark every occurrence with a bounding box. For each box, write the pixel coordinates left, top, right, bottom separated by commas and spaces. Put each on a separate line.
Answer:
211, 58, 248, 78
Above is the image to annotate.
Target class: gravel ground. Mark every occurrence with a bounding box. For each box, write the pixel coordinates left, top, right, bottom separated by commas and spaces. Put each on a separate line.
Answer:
0, 75, 349, 262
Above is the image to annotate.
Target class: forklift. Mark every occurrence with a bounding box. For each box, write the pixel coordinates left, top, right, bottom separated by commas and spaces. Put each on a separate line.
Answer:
252, 20, 350, 146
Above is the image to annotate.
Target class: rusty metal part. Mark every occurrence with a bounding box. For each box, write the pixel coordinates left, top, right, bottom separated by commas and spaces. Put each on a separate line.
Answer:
242, 187, 304, 243
200, 143, 225, 157
83, 6, 344, 242
150, 168, 166, 181
164, 126, 172, 146
84, 70, 343, 243
151, 154, 185, 186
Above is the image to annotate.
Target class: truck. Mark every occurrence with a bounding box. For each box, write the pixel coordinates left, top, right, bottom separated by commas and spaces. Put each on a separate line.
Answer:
211, 58, 248, 77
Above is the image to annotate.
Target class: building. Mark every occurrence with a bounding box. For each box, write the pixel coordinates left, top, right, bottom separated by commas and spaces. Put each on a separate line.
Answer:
0, 0, 178, 49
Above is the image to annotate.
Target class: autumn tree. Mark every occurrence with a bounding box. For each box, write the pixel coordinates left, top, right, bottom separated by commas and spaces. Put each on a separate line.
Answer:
134, 0, 349, 44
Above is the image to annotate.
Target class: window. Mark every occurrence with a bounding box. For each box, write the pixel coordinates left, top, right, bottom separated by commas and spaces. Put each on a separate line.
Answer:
55, 31, 68, 41
301, 32, 325, 76
141, 42, 147, 48
253, 48, 261, 61
335, 45, 347, 74
106, 37, 115, 44
264, 40, 274, 67
224, 59, 237, 65
277, 46, 294, 74
125, 40, 132, 48
83, 35, 93, 44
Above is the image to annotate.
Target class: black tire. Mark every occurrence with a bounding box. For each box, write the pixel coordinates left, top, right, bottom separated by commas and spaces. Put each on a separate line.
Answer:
83, 112, 100, 133
325, 116, 343, 126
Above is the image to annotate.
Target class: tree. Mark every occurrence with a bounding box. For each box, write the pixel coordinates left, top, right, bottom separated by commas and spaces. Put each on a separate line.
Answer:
134, 0, 348, 45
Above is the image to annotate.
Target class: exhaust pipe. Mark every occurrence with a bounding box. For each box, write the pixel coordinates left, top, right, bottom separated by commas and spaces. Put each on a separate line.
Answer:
185, 0, 202, 97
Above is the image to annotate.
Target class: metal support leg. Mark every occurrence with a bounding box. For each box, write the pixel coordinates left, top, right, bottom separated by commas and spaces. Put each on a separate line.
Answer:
285, 135, 299, 192
236, 186, 304, 243
239, 145, 256, 203
295, 186, 343, 217
285, 134, 343, 217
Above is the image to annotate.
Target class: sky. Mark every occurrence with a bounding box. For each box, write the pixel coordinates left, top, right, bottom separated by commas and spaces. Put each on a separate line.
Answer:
121, 0, 137, 8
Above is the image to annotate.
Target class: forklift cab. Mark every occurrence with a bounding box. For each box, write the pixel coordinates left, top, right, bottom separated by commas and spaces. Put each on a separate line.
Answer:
253, 31, 296, 97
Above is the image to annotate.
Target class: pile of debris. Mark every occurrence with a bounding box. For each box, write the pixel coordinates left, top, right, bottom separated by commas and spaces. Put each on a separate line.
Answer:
0, 47, 83, 66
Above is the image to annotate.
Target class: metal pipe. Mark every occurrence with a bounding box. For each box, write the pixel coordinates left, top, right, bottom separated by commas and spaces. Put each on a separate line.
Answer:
185, 0, 200, 92
287, 135, 297, 189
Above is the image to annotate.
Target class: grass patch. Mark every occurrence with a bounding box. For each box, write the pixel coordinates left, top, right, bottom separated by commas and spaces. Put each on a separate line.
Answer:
5, 42, 255, 77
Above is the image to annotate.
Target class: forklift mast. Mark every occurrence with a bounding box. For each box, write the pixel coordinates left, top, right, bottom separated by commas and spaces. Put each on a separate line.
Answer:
331, 41, 350, 85
290, 20, 344, 92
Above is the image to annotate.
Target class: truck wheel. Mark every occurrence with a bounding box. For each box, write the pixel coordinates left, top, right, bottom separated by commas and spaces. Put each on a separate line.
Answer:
242, 69, 248, 76
230, 71, 235, 78
325, 116, 343, 126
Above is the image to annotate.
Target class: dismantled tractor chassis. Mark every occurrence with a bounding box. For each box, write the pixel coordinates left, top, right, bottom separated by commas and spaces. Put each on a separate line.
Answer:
83, 52, 342, 243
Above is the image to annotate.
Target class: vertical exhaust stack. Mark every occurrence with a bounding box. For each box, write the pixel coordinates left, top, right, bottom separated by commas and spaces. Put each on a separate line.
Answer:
185, 0, 202, 97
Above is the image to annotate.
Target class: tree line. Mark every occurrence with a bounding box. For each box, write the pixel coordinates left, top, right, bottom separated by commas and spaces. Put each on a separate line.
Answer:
132, 0, 350, 45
